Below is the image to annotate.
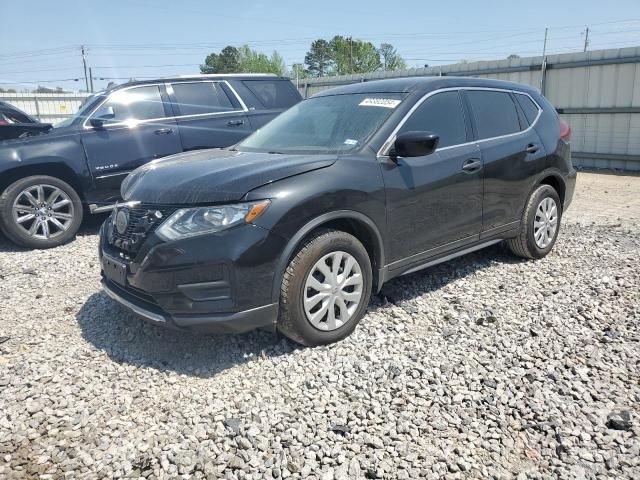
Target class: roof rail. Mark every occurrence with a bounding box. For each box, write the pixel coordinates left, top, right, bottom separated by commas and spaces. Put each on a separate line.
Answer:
173, 73, 278, 78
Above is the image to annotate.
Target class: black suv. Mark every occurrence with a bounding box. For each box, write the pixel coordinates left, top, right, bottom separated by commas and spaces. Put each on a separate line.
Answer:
0, 74, 301, 248
99, 77, 575, 346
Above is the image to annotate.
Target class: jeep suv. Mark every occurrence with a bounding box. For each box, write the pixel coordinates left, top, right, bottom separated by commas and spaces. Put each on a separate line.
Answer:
0, 74, 301, 248
99, 77, 575, 346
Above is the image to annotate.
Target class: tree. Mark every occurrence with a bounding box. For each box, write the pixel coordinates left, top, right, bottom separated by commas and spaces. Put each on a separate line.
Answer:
201, 46, 240, 74
106, 81, 117, 89
304, 39, 333, 77
200, 45, 285, 75
507, 54, 521, 60
33, 85, 68, 93
290, 63, 309, 81
378, 43, 406, 71
329, 36, 381, 75
0, 88, 17, 93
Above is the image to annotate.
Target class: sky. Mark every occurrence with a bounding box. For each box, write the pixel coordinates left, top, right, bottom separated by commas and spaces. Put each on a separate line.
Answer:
1, 0, 640, 92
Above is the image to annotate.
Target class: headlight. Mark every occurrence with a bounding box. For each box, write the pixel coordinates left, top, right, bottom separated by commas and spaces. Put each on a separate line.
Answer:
156, 200, 270, 241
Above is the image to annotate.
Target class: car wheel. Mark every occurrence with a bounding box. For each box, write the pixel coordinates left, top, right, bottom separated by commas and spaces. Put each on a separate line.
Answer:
277, 229, 372, 346
0, 175, 83, 249
506, 184, 562, 259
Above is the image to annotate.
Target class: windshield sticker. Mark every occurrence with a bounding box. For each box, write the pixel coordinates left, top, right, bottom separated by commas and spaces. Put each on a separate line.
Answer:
359, 98, 401, 109
344, 139, 358, 146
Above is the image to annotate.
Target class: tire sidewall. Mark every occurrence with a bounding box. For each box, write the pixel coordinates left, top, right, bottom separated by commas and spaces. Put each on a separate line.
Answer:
524, 185, 562, 258
284, 232, 372, 345
0, 175, 83, 249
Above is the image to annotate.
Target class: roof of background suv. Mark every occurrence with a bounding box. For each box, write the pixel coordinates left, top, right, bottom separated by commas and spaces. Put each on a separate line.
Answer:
313, 76, 541, 97
105, 74, 291, 94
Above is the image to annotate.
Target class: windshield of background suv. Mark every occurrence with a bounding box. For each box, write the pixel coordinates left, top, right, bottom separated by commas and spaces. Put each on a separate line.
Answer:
238, 93, 406, 154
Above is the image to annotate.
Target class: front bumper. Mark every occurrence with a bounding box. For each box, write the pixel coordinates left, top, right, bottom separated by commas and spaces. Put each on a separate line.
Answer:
99, 220, 287, 333
102, 279, 278, 333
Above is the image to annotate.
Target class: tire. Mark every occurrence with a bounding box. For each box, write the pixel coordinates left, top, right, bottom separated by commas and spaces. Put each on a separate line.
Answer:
0, 175, 83, 249
277, 229, 373, 346
506, 184, 562, 260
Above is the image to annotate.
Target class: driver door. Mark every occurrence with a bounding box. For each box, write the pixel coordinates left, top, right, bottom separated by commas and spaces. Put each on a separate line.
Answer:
381, 90, 483, 268
81, 85, 182, 199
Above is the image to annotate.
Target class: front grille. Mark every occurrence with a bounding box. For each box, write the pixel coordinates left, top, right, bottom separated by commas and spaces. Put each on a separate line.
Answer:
108, 206, 175, 254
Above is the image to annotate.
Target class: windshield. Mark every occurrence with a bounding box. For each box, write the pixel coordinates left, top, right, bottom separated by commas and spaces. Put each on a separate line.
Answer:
54, 93, 106, 128
238, 93, 405, 154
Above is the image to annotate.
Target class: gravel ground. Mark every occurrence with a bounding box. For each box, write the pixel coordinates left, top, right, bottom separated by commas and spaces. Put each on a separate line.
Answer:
0, 172, 638, 479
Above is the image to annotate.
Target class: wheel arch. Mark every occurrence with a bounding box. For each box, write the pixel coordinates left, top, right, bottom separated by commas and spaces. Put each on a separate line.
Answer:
271, 210, 386, 303
535, 170, 566, 205
0, 163, 86, 201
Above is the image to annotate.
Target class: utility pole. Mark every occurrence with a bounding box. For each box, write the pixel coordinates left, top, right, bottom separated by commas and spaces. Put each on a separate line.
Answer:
583, 27, 590, 52
81, 45, 89, 92
349, 37, 353, 74
540, 27, 549, 93
88, 67, 94, 93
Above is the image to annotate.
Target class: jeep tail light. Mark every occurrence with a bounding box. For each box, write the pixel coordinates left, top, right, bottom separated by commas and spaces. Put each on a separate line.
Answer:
559, 118, 571, 140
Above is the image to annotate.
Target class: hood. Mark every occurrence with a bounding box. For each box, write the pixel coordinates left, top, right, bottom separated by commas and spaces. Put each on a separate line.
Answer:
121, 148, 337, 204
0, 124, 75, 146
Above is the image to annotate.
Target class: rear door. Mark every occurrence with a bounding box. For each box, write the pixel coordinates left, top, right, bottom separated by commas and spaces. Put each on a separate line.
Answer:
464, 89, 546, 236
240, 79, 302, 130
167, 81, 251, 150
82, 84, 182, 196
381, 90, 484, 267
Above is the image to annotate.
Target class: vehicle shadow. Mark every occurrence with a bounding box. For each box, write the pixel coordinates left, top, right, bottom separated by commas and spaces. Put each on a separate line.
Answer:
0, 213, 107, 253
76, 243, 525, 378
76, 290, 292, 378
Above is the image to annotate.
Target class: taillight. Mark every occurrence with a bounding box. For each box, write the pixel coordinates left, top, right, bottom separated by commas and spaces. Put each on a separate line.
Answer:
559, 118, 571, 140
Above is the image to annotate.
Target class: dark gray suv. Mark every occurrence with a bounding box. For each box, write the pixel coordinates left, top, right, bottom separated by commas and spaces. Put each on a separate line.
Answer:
0, 74, 301, 248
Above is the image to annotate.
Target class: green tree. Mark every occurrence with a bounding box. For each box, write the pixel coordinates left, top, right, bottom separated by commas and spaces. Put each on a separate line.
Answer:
378, 43, 406, 71
201, 46, 240, 73
201, 45, 285, 75
304, 39, 333, 77
329, 36, 381, 75
290, 63, 309, 81
0, 88, 17, 93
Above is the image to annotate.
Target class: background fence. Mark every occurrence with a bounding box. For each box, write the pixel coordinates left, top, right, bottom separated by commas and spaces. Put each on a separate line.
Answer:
299, 46, 640, 171
2, 46, 639, 171
0, 92, 90, 125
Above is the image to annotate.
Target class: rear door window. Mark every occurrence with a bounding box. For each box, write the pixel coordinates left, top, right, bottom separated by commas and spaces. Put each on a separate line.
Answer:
171, 82, 234, 116
242, 80, 300, 109
398, 91, 467, 148
466, 90, 521, 140
514, 93, 541, 126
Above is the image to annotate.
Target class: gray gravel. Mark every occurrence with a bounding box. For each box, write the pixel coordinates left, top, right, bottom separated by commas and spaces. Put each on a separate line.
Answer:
1, 194, 639, 478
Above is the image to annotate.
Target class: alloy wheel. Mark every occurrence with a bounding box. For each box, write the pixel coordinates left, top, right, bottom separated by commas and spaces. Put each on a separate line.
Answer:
12, 184, 75, 240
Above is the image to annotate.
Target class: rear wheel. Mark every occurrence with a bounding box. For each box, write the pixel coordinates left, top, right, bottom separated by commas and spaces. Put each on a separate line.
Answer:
506, 184, 562, 259
0, 175, 83, 249
278, 229, 372, 346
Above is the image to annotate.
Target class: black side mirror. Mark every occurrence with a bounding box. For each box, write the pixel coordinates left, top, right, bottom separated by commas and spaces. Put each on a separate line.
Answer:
89, 105, 115, 128
391, 131, 439, 159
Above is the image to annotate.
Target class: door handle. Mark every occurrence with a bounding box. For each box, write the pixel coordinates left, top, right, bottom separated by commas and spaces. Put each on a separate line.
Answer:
526, 143, 540, 153
227, 120, 244, 127
462, 158, 482, 173
154, 128, 173, 135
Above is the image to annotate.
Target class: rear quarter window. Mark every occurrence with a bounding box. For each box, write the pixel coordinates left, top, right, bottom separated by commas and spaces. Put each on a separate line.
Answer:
466, 90, 521, 140
514, 93, 541, 126
242, 80, 300, 109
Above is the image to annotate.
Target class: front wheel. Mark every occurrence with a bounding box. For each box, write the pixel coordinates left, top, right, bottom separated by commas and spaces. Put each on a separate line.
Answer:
0, 175, 83, 249
506, 184, 562, 259
277, 229, 372, 346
